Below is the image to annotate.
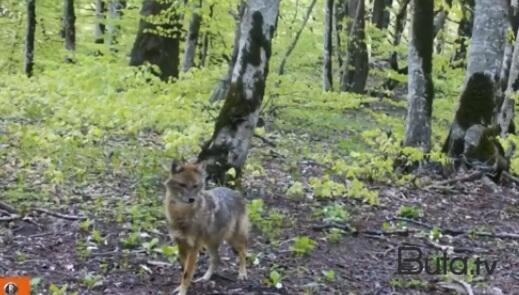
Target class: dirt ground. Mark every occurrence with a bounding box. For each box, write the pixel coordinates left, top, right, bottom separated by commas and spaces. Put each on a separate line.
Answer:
2, 137, 519, 295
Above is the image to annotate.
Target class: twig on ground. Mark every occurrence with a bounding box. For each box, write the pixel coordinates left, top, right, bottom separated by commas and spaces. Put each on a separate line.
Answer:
34, 208, 86, 221
253, 133, 276, 147
502, 171, 519, 185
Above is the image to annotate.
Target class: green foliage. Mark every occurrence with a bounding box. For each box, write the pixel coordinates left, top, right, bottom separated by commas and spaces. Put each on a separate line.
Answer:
397, 206, 423, 220
247, 199, 286, 241
290, 236, 316, 256
320, 203, 349, 223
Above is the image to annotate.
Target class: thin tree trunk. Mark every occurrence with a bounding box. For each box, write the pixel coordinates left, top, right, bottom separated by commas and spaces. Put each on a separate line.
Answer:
372, 0, 392, 29
340, 0, 368, 93
129, 0, 182, 80
451, 0, 475, 66
278, 0, 317, 75
107, 0, 124, 47
95, 0, 105, 44
198, 0, 281, 183
25, 0, 36, 77
209, 2, 245, 102
389, 0, 410, 73
323, 0, 334, 91
404, 0, 434, 151
182, 0, 202, 72
334, 0, 346, 68
198, 4, 213, 67
63, 0, 75, 62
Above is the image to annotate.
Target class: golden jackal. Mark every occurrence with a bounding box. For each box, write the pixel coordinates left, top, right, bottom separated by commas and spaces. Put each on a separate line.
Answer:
164, 161, 249, 295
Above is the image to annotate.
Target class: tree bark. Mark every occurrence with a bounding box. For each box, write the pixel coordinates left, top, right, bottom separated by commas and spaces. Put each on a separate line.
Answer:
63, 0, 76, 59
451, 0, 474, 67
372, 0, 392, 30
129, 0, 182, 81
25, 0, 36, 77
95, 0, 105, 44
181, 0, 202, 72
198, 0, 280, 182
340, 0, 368, 93
323, 0, 334, 91
209, 2, 246, 102
404, 0, 434, 151
499, 25, 519, 135
278, 0, 317, 75
334, 0, 346, 68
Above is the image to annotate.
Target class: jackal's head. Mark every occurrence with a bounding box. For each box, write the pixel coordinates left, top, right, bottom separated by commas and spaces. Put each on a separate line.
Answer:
165, 160, 206, 204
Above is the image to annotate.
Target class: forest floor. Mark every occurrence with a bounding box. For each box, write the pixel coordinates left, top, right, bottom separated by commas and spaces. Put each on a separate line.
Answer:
1, 93, 519, 295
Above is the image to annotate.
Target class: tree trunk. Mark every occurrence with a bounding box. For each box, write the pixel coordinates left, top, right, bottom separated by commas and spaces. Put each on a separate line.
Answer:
25, 0, 36, 77
444, 0, 510, 174
198, 4, 213, 67
63, 0, 75, 60
181, 0, 202, 72
278, 0, 317, 75
466, 0, 508, 80
323, 0, 334, 91
334, 0, 346, 68
404, 0, 434, 151
198, 0, 280, 182
107, 0, 124, 46
95, 0, 105, 44
372, 0, 392, 30
340, 0, 368, 93
389, 0, 410, 73
209, 2, 245, 102
451, 0, 474, 66
499, 25, 519, 135
129, 0, 181, 81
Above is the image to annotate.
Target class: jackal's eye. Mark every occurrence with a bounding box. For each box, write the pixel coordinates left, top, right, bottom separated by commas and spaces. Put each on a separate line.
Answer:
178, 182, 187, 188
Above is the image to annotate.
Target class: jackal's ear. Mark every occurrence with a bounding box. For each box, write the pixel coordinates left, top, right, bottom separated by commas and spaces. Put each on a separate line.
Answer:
170, 160, 184, 174
196, 161, 208, 181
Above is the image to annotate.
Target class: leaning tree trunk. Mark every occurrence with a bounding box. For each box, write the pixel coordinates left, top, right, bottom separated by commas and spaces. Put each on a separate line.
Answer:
451, 0, 474, 66
63, 0, 75, 61
499, 26, 519, 135
278, 0, 317, 75
340, 0, 368, 93
372, 0, 392, 30
443, 0, 509, 175
209, 2, 245, 102
404, 0, 434, 151
323, 0, 334, 91
198, 0, 280, 182
95, 0, 105, 44
25, 0, 36, 77
181, 0, 202, 72
129, 0, 181, 81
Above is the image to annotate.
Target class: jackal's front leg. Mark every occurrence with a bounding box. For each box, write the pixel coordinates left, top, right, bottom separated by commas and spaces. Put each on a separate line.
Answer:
174, 247, 199, 295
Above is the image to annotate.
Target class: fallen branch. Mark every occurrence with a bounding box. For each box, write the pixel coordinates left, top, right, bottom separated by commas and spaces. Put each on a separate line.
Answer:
0, 214, 21, 222
502, 171, 519, 185
0, 201, 19, 214
253, 133, 276, 147
34, 208, 86, 221
438, 279, 474, 295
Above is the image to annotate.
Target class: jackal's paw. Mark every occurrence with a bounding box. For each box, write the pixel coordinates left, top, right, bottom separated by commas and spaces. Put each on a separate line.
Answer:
237, 272, 248, 280
173, 285, 187, 295
194, 272, 213, 282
